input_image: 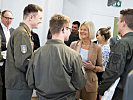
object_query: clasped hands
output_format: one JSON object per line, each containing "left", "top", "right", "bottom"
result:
{"left": 82, "top": 60, "right": 95, "bottom": 70}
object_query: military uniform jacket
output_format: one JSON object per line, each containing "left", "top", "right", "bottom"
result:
{"left": 109, "top": 35, "right": 120, "bottom": 50}
{"left": 70, "top": 40, "right": 103, "bottom": 92}
{"left": 26, "top": 39, "right": 87, "bottom": 100}
{"left": 98, "top": 32, "right": 133, "bottom": 95}
{"left": 5, "top": 23, "right": 32, "bottom": 89}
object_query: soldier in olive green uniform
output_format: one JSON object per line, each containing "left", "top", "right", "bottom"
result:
{"left": 98, "top": 9, "right": 133, "bottom": 100}
{"left": 5, "top": 4, "right": 43, "bottom": 100}
{"left": 26, "top": 14, "right": 87, "bottom": 100}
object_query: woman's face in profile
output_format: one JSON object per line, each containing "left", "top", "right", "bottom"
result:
{"left": 96, "top": 31, "right": 103, "bottom": 44}
{"left": 80, "top": 25, "right": 89, "bottom": 39}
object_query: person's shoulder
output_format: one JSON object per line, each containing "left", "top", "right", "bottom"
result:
{"left": 63, "top": 44, "right": 80, "bottom": 56}
{"left": 91, "top": 42, "right": 99, "bottom": 48}
{"left": 70, "top": 40, "right": 80, "bottom": 47}
{"left": 0, "top": 23, "right": 2, "bottom": 29}
{"left": 111, "top": 36, "right": 118, "bottom": 40}
{"left": 71, "top": 40, "right": 79, "bottom": 45}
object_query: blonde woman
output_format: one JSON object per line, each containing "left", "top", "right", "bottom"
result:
{"left": 70, "top": 21, "right": 103, "bottom": 100}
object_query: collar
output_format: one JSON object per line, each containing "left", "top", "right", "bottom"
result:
{"left": 117, "top": 35, "right": 121, "bottom": 39}
{"left": 1, "top": 22, "right": 11, "bottom": 30}
{"left": 19, "top": 22, "right": 31, "bottom": 36}
{"left": 122, "top": 32, "right": 133, "bottom": 38}
{"left": 46, "top": 39, "right": 65, "bottom": 45}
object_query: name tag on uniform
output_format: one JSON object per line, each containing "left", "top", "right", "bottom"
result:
{"left": 21, "top": 45, "right": 27, "bottom": 54}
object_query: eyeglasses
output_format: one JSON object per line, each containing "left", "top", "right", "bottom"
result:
{"left": 2, "top": 16, "right": 14, "bottom": 20}
{"left": 66, "top": 27, "right": 72, "bottom": 32}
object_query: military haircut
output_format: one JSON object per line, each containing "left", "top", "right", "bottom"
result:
{"left": 80, "top": 21, "right": 95, "bottom": 40}
{"left": 120, "top": 9, "right": 133, "bottom": 30}
{"left": 97, "top": 26, "right": 111, "bottom": 41}
{"left": 49, "top": 14, "right": 70, "bottom": 35}
{"left": 23, "top": 4, "right": 43, "bottom": 19}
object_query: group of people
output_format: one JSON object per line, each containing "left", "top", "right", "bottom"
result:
{"left": 0, "top": 3, "right": 133, "bottom": 100}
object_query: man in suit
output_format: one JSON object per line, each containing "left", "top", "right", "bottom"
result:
{"left": 109, "top": 33, "right": 122, "bottom": 50}
{"left": 0, "top": 10, "right": 14, "bottom": 100}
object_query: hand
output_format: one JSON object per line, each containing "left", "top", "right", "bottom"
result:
{"left": 82, "top": 60, "right": 95, "bottom": 70}
{"left": 99, "top": 95, "right": 102, "bottom": 100}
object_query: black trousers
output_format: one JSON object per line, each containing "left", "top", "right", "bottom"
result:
{"left": 96, "top": 72, "right": 104, "bottom": 100}
{"left": 0, "top": 60, "right": 6, "bottom": 100}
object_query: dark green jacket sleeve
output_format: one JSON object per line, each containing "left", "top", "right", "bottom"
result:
{"left": 109, "top": 37, "right": 115, "bottom": 50}
{"left": 26, "top": 54, "right": 35, "bottom": 89}
{"left": 14, "top": 32, "right": 32, "bottom": 72}
{"left": 98, "top": 41, "right": 126, "bottom": 95}
{"left": 71, "top": 54, "right": 87, "bottom": 90}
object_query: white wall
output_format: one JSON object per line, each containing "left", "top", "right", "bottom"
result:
{"left": 0, "top": 0, "right": 133, "bottom": 44}
{"left": 62, "top": 0, "right": 122, "bottom": 39}
{"left": 0, "top": 0, "right": 64, "bottom": 46}
{"left": 63, "top": 0, "right": 133, "bottom": 40}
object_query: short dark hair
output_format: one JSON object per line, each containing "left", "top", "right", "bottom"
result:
{"left": 50, "top": 14, "right": 70, "bottom": 35}
{"left": 1, "top": 10, "right": 12, "bottom": 17}
{"left": 72, "top": 21, "right": 80, "bottom": 28}
{"left": 23, "top": 4, "right": 42, "bottom": 18}
{"left": 120, "top": 9, "right": 133, "bottom": 30}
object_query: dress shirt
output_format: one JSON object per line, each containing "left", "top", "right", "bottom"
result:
{"left": 1, "top": 23, "right": 10, "bottom": 47}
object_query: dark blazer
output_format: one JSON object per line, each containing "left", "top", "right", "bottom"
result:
{"left": 0, "top": 23, "right": 14, "bottom": 51}
{"left": 31, "top": 31, "right": 40, "bottom": 51}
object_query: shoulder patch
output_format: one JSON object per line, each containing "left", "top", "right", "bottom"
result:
{"left": 21, "top": 45, "right": 27, "bottom": 54}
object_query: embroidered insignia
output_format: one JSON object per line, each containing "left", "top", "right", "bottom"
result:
{"left": 116, "top": 37, "right": 120, "bottom": 40}
{"left": 21, "top": 45, "right": 27, "bottom": 54}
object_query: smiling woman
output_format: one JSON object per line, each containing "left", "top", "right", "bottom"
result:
{"left": 70, "top": 21, "right": 103, "bottom": 100}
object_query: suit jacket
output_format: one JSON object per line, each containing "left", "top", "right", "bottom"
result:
{"left": 109, "top": 35, "right": 120, "bottom": 50}
{"left": 31, "top": 31, "right": 40, "bottom": 51}
{"left": 0, "top": 23, "right": 14, "bottom": 90}
{"left": 70, "top": 40, "right": 103, "bottom": 92}
{"left": 0, "top": 23, "right": 14, "bottom": 51}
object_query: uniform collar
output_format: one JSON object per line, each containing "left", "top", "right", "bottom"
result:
{"left": 19, "top": 22, "right": 31, "bottom": 36}
{"left": 46, "top": 39, "right": 65, "bottom": 45}
{"left": 122, "top": 32, "right": 133, "bottom": 38}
